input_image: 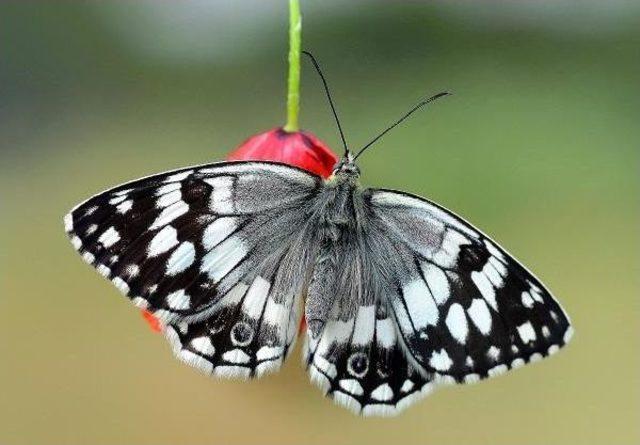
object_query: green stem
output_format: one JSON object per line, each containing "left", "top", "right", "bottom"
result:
{"left": 283, "top": 0, "right": 301, "bottom": 132}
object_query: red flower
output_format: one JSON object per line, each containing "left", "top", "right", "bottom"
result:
{"left": 227, "top": 127, "right": 338, "bottom": 177}
{"left": 141, "top": 127, "right": 338, "bottom": 333}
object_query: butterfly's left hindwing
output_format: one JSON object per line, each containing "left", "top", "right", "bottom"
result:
{"left": 366, "top": 189, "right": 573, "bottom": 383}
{"left": 65, "top": 161, "right": 320, "bottom": 377}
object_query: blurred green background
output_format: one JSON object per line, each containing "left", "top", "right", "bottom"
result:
{"left": 1, "top": 2, "right": 638, "bottom": 444}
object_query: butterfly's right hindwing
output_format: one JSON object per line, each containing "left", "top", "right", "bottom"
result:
{"left": 305, "top": 300, "right": 435, "bottom": 416}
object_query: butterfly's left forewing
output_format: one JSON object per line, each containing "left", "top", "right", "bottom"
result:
{"left": 65, "top": 161, "right": 320, "bottom": 377}
{"left": 366, "top": 189, "right": 573, "bottom": 384}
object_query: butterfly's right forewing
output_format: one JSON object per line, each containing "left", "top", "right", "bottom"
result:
{"left": 366, "top": 189, "right": 573, "bottom": 384}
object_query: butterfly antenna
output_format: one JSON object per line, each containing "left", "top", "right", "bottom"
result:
{"left": 352, "top": 91, "right": 452, "bottom": 161}
{"left": 302, "top": 51, "right": 349, "bottom": 157}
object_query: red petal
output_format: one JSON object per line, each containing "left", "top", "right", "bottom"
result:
{"left": 227, "top": 127, "right": 338, "bottom": 178}
{"left": 141, "top": 309, "right": 162, "bottom": 333}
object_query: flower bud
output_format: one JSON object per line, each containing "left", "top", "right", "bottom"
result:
{"left": 227, "top": 127, "right": 338, "bottom": 177}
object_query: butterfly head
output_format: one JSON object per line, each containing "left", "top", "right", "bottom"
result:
{"left": 331, "top": 153, "right": 360, "bottom": 180}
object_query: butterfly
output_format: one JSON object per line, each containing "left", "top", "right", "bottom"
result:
{"left": 64, "top": 150, "right": 572, "bottom": 416}
{"left": 63, "top": 53, "right": 571, "bottom": 416}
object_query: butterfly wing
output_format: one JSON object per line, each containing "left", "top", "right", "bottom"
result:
{"left": 305, "top": 299, "right": 436, "bottom": 416}
{"left": 366, "top": 189, "right": 573, "bottom": 383}
{"left": 65, "top": 161, "right": 321, "bottom": 377}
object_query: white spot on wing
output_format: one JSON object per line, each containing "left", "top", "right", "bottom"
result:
{"left": 487, "top": 345, "right": 500, "bottom": 361}
{"left": 109, "top": 195, "right": 127, "bottom": 205}
{"left": 256, "top": 346, "right": 283, "bottom": 361}
{"left": 309, "top": 366, "right": 331, "bottom": 393}
{"left": 488, "top": 364, "right": 508, "bottom": 377}
{"left": 190, "top": 336, "right": 215, "bottom": 356}
{"left": 164, "top": 170, "right": 192, "bottom": 182}
{"left": 205, "top": 176, "right": 234, "bottom": 213}
{"left": 112, "top": 277, "right": 130, "bottom": 294}
{"left": 313, "top": 354, "right": 337, "bottom": 378}
{"left": 63, "top": 213, "right": 73, "bottom": 232}
{"left": 124, "top": 264, "right": 139, "bottom": 278}
{"left": 179, "top": 350, "right": 213, "bottom": 374}
{"left": 166, "top": 289, "right": 191, "bottom": 310}
{"left": 149, "top": 200, "right": 189, "bottom": 230}
{"left": 375, "top": 318, "right": 396, "bottom": 349}
{"left": 483, "top": 262, "right": 504, "bottom": 288}
{"left": 241, "top": 276, "right": 271, "bottom": 320}
{"left": 362, "top": 404, "right": 397, "bottom": 417}
{"left": 156, "top": 182, "right": 181, "bottom": 195}
{"left": 316, "top": 318, "right": 354, "bottom": 357}
{"left": 222, "top": 349, "right": 251, "bottom": 364}
{"left": 484, "top": 240, "right": 506, "bottom": 261}
{"left": 98, "top": 227, "right": 120, "bottom": 248}
{"left": 370, "top": 383, "right": 394, "bottom": 401}
{"left": 333, "top": 391, "right": 362, "bottom": 414}
{"left": 445, "top": 303, "right": 468, "bottom": 344}
{"left": 400, "top": 380, "right": 414, "bottom": 393}
{"left": 351, "top": 305, "right": 375, "bottom": 345}
{"left": 113, "top": 189, "right": 132, "bottom": 197}
{"left": 429, "top": 348, "right": 453, "bottom": 371}
{"left": 402, "top": 278, "right": 439, "bottom": 329}
{"left": 521, "top": 291, "right": 535, "bottom": 308}
{"left": 517, "top": 321, "right": 537, "bottom": 343}
{"left": 262, "top": 299, "right": 288, "bottom": 338}
{"left": 148, "top": 226, "right": 179, "bottom": 257}
{"left": 156, "top": 190, "right": 182, "bottom": 208}
{"left": 203, "top": 217, "right": 238, "bottom": 250}
{"left": 489, "top": 256, "right": 507, "bottom": 277}
{"left": 467, "top": 298, "right": 492, "bottom": 335}
{"left": 166, "top": 241, "right": 196, "bottom": 275}
{"left": 201, "top": 236, "right": 247, "bottom": 282}
{"left": 339, "top": 379, "right": 364, "bottom": 396}
{"left": 471, "top": 271, "right": 497, "bottom": 310}
{"left": 214, "top": 365, "right": 251, "bottom": 379}
{"left": 96, "top": 264, "right": 111, "bottom": 277}
{"left": 422, "top": 263, "right": 450, "bottom": 305}
{"left": 71, "top": 236, "right": 82, "bottom": 250}
{"left": 563, "top": 326, "right": 574, "bottom": 343}
{"left": 116, "top": 200, "right": 133, "bottom": 214}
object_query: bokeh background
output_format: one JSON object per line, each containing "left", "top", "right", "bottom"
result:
{"left": 1, "top": 2, "right": 639, "bottom": 444}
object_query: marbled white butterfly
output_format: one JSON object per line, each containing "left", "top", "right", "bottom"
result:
{"left": 64, "top": 152, "right": 572, "bottom": 415}
{"left": 64, "top": 55, "right": 572, "bottom": 416}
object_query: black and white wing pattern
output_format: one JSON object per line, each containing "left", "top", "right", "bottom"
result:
{"left": 366, "top": 189, "right": 573, "bottom": 385}
{"left": 64, "top": 161, "right": 320, "bottom": 377}
{"left": 305, "top": 299, "right": 437, "bottom": 416}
